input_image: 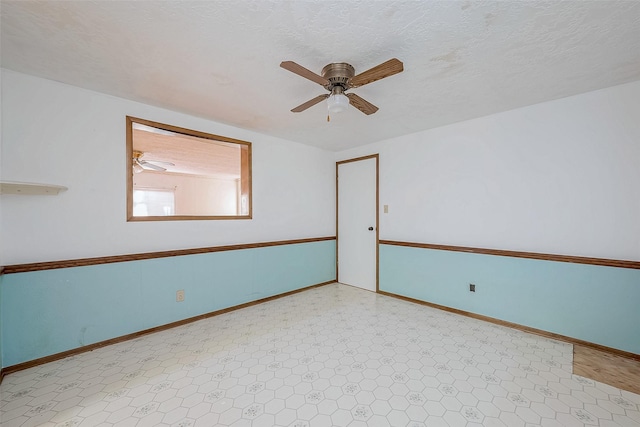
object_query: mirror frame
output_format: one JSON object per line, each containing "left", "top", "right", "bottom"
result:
{"left": 126, "top": 116, "right": 252, "bottom": 221}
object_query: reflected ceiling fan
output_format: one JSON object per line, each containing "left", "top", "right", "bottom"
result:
{"left": 132, "top": 150, "right": 175, "bottom": 173}
{"left": 280, "top": 58, "right": 403, "bottom": 119}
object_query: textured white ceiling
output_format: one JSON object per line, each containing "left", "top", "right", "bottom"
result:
{"left": 2, "top": 1, "right": 640, "bottom": 151}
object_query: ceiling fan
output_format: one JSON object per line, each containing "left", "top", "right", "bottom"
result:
{"left": 132, "top": 150, "right": 175, "bottom": 173}
{"left": 280, "top": 58, "right": 403, "bottom": 118}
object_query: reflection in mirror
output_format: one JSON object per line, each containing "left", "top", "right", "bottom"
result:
{"left": 126, "top": 117, "right": 251, "bottom": 220}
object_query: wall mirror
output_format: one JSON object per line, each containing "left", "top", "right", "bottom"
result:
{"left": 126, "top": 116, "right": 252, "bottom": 221}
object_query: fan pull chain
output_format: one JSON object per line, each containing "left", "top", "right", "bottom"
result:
{"left": 327, "top": 114, "right": 330, "bottom": 122}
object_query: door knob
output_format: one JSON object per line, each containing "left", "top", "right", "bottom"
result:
{"left": 368, "top": 226, "right": 374, "bottom": 231}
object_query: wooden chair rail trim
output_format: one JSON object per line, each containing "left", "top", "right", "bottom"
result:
{"left": 1, "top": 236, "right": 336, "bottom": 274}
{"left": 0, "top": 280, "right": 336, "bottom": 381}
{"left": 378, "top": 290, "right": 640, "bottom": 362}
{"left": 380, "top": 240, "right": 640, "bottom": 270}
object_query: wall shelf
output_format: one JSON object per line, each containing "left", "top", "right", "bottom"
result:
{"left": 0, "top": 181, "right": 68, "bottom": 195}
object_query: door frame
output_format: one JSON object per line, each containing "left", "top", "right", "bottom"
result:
{"left": 336, "top": 154, "right": 380, "bottom": 292}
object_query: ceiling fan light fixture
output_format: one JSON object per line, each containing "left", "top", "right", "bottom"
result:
{"left": 327, "top": 93, "right": 349, "bottom": 114}
{"left": 133, "top": 162, "right": 144, "bottom": 174}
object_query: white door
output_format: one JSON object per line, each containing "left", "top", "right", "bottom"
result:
{"left": 337, "top": 156, "right": 378, "bottom": 291}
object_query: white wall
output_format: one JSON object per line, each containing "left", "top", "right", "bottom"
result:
{"left": 337, "top": 81, "right": 640, "bottom": 261}
{"left": 4, "top": 69, "right": 637, "bottom": 265}
{"left": 0, "top": 70, "right": 335, "bottom": 265}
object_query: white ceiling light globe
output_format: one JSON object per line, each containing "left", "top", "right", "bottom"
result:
{"left": 327, "top": 93, "right": 349, "bottom": 114}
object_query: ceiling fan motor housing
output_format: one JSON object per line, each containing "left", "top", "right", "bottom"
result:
{"left": 322, "top": 63, "right": 355, "bottom": 91}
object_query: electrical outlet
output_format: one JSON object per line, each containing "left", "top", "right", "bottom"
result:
{"left": 469, "top": 284, "right": 476, "bottom": 292}
{"left": 176, "top": 290, "right": 185, "bottom": 302}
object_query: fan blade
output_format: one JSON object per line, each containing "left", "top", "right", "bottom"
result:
{"left": 291, "top": 94, "right": 329, "bottom": 113}
{"left": 139, "top": 160, "right": 166, "bottom": 171}
{"left": 281, "top": 61, "right": 330, "bottom": 86}
{"left": 346, "top": 93, "right": 379, "bottom": 115}
{"left": 346, "top": 93, "right": 378, "bottom": 116}
{"left": 144, "top": 159, "right": 175, "bottom": 166}
{"left": 349, "top": 58, "right": 403, "bottom": 88}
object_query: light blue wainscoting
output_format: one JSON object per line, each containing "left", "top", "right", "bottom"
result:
{"left": 380, "top": 244, "right": 640, "bottom": 355}
{"left": 0, "top": 274, "right": 4, "bottom": 370}
{"left": 1, "top": 239, "right": 336, "bottom": 367}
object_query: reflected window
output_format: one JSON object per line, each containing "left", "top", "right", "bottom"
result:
{"left": 133, "top": 188, "right": 175, "bottom": 216}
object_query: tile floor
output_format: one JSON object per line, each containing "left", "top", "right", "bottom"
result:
{"left": 1, "top": 283, "right": 639, "bottom": 427}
